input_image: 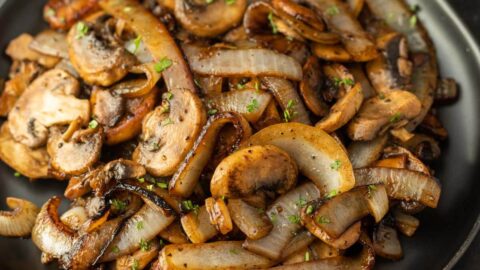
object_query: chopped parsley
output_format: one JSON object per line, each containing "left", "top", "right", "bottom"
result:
{"left": 161, "top": 118, "right": 174, "bottom": 126}
{"left": 269, "top": 212, "right": 278, "bottom": 224}
{"left": 367, "top": 184, "right": 377, "bottom": 197}
{"left": 147, "top": 184, "right": 154, "bottom": 191}
{"left": 154, "top": 57, "right": 173, "bottom": 73}
{"left": 306, "top": 205, "right": 314, "bottom": 215}
{"left": 157, "top": 181, "right": 168, "bottom": 189}
{"left": 333, "top": 77, "right": 355, "bottom": 88}
{"left": 137, "top": 177, "right": 145, "bottom": 183}
{"left": 182, "top": 200, "right": 200, "bottom": 214}
{"left": 326, "top": 5, "right": 340, "bottom": 16}
{"left": 288, "top": 215, "right": 301, "bottom": 224}
{"left": 123, "top": 6, "right": 132, "bottom": 12}
{"left": 208, "top": 109, "right": 218, "bottom": 115}
{"left": 112, "top": 245, "right": 120, "bottom": 253}
{"left": 283, "top": 99, "right": 296, "bottom": 122}
{"left": 164, "top": 91, "right": 174, "bottom": 100}
{"left": 13, "top": 172, "right": 21, "bottom": 177}
{"left": 317, "top": 215, "right": 331, "bottom": 224}
{"left": 296, "top": 196, "right": 307, "bottom": 207}
{"left": 88, "top": 119, "right": 98, "bottom": 129}
{"left": 110, "top": 199, "right": 127, "bottom": 212}
{"left": 136, "top": 221, "right": 144, "bottom": 230}
{"left": 330, "top": 160, "right": 342, "bottom": 170}
{"left": 237, "top": 82, "right": 246, "bottom": 89}
{"left": 389, "top": 112, "right": 403, "bottom": 123}
{"left": 45, "top": 8, "right": 55, "bottom": 17}
{"left": 75, "top": 22, "right": 89, "bottom": 39}
{"left": 206, "top": 0, "right": 214, "bottom": 3}
{"left": 246, "top": 99, "right": 259, "bottom": 112}
{"left": 305, "top": 251, "right": 311, "bottom": 262}
{"left": 326, "top": 189, "right": 338, "bottom": 199}
{"left": 225, "top": 0, "right": 236, "bottom": 5}
{"left": 409, "top": 15, "right": 418, "bottom": 28}
{"left": 268, "top": 12, "right": 278, "bottom": 34}
{"left": 257, "top": 207, "right": 265, "bottom": 214}
{"left": 131, "top": 259, "right": 139, "bottom": 270}
{"left": 127, "top": 36, "right": 142, "bottom": 54}
{"left": 139, "top": 239, "right": 151, "bottom": 251}
{"left": 229, "top": 248, "right": 239, "bottom": 255}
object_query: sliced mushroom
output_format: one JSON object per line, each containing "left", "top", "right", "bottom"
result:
{"left": 347, "top": 90, "right": 421, "bottom": 141}
{"left": 367, "top": 32, "right": 412, "bottom": 94}
{"left": 68, "top": 19, "right": 137, "bottom": 86}
{"left": 133, "top": 87, "right": 206, "bottom": 177}
{"left": 0, "top": 61, "right": 43, "bottom": 116}
{"left": 311, "top": 43, "right": 353, "bottom": 62}
{"left": 299, "top": 56, "right": 329, "bottom": 117}
{"left": 316, "top": 82, "right": 364, "bottom": 133}
{"left": 91, "top": 88, "right": 125, "bottom": 128}
{"left": 0, "top": 123, "right": 50, "bottom": 179}
{"left": 8, "top": 69, "right": 90, "bottom": 148}
{"left": 174, "top": 0, "right": 246, "bottom": 37}
{"left": 211, "top": 145, "right": 297, "bottom": 198}
{"left": 32, "top": 197, "right": 76, "bottom": 258}
{"left": 243, "top": 123, "right": 355, "bottom": 194}
{"left": 169, "top": 112, "right": 251, "bottom": 197}
{"left": 228, "top": 199, "right": 272, "bottom": 240}
{"left": 271, "top": 0, "right": 324, "bottom": 32}
{"left": 6, "top": 34, "right": 60, "bottom": 68}
{"left": 301, "top": 185, "right": 388, "bottom": 238}
{"left": 47, "top": 123, "right": 103, "bottom": 176}
{"left": 43, "top": 0, "right": 100, "bottom": 30}
{"left": 0, "top": 197, "right": 40, "bottom": 237}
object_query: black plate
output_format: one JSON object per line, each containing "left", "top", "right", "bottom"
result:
{"left": 0, "top": 0, "right": 479, "bottom": 269}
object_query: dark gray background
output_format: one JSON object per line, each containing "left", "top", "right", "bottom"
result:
{"left": 448, "top": 0, "right": 479, "bottom": 269}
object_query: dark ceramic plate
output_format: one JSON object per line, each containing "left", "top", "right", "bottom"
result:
{"left": 1, "top": 0, "right": 479, "bottom": 269}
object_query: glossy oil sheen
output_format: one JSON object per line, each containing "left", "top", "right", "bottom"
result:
{"left": 0, "top": 0, "right": 479, "bottom": 269}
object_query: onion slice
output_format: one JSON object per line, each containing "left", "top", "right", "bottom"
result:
{"left": 32, "top": 197, "right": 76, "bottom": 257}
{"left": 170, "top": 112, "right": 251, "bottom": 197}
{"left": 100, "top": 202, "right": 175, "bottom": 262}
{"left": 393, "top": 209, "right": 420, "bottom": 237}
{"left": 243, "top": 183, "right": 320, "bottom": 260}
{"left": 115, "top": 239, "right": 161, "bottom": 270}
{"left": 183, "top": 45, "right": 303, "bottom": 81}
{"left": 181, "top": 205, "right": 218, "bottom": 244}
{"left": 302, "top": 185, "right": 388, "bottom": 238}
{"left": 0, "top": 197, "right": 39, "bottom": 237}
{"left": 373, "top": 222, "right": 403, "bottom": 260}
{"left": 354, "top": 167, "right": 441, "bottom": 208}
{"left": 110, "top": 63, "right": 162, "bottom": 98}
{"left": 205, "top": 197, "right": 233, "bottom": 235}
{"left": 228, "top": 199, "right": 273, "bottom": 240}
{"left": 158, "top": 241, "right": 273, "bottom": 269}
{"left": 348, "top": 135, "right": 388, "bottom": 169}
{"left": 262, "top": 76, "right": 311, "bottom": 125}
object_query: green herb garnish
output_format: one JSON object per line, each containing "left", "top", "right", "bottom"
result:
{"left": 138, "top": 177, "right": 145, "bottom": 183}
{"left": 131, "top": 259, "right": 139, "bottom": 270}
{"left": 161, "top": 118, "right": 174, "bottom": 126}
{"left": 283, "top": 99, "right": 296, "bottom": 122}
{"left": 88, "top": 119, "right": 98, "bottom": 129}
{"left": 330, "top": 160, "right": 341, "bottom": 170}
{"left": 75, "top": 22, "right": 89, "bottom": 39}
{"left": 112, "top": 246, "right": 120, "bottom": 253}
{"left": 317, "top": 215, "right": 331, "bottom": 224}
{"left": 306, "top": 205, "right": 314, "bottom": 215}
{"left": 225, "top": 0, "right": 235, "bottom": 5}
{"left": 389, "top": 112, "right": 402, "bottom": 123}
{"left": 182, "top": 200, "right": 200, "bottom": 214}
{"left": 229, "top": 248, "right": 239, "bottom": 254}
{"left": 296, "top": 196, "right": 307, "bottom": 207}
{"left": 288, "top": 215, "right": 301, "bottom": 224}
{"left": 268, "top": 12, "right": 278, "bottom": 34}
{"left": 154, "top": 57, "right": 173, "bottom": 73}
{"left": 164, "top": 92, "right": 174, "bottom": 100}
{"left": 139, "top": 239, "right": 151, "bottom": 251}
{"left": 136, "top": 221, "right": 144, "bottom": 230}
{"left": 208, "top": 109, "right": 218, "bottom": 115}
{"left": 246, "top": 99, "right": 259, "bottom": 112}
{"left": 157, "top": 182, "right": 168, "bottom": 189}
{"left": 110, "top": 199, "right": 127, "bottom": 212}
{"left": 326, "top": 5, "right": 340, "bottom": 16}
{"left": 333, "top": 77, "right": 355, "bottom": 88}
{"left": 45, "top": 8, "right": 55, "bottom": 17}
{"left": 326, "top": 189, "right": 338, "bottom": 199}
{"left": 305, "top": 251, "right": 311, "bottom": 262}
{"left": 409, "top": 15, "right": 418, "bottom": 28}
{"left": 13, "top": 172, "right": 21, "bottom": 177}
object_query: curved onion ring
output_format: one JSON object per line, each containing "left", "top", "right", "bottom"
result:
{"left": 0, "top": 197, "right": 39, "bottom": 237}
{"left": 110, "top": 63, "right": 162, "bottom": 98}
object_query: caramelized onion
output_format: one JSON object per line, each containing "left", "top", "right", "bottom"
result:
{"left": 170, "top": 112, "right": 251, "bottom": 197}
{"left": 183, "top": 45, "right": 303, "bottom": 81}
{"left": 110, "top": 63, "right": 162, "bottom": 98}
{"left": 373, "top": 221, "right": 403, "bottom": 260}
{"left": 228, "top": 199, "right": 273, "bottom": 240}
{"left": 354, "top": 167, "right": 441, "bottom": 208}
{"left": 205, "top": 197, "right": 233, "bottom": 235}
{"left": 0, "top": 197, "right": 39, "bottom": 237}
{"left": 181, "top": 205, "right": 218, "bottom": 244}
{"left": 348, "top": 135, "right": 388, "bottom": 169}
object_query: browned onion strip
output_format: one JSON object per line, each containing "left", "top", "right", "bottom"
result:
{"left": 0, "top": 197, "right": 39, "bottom": 237}
{"left": 349, "top": 63, "right": 376, "bottom": 99}
{"left": 393, "top": 209, "right": 420, "bottom": 237}
{"left": 169, "top": 112, "right": 251, "bottom": 197}
{"left": 354, "top": 167, "right": 441, "bottom": 208}
{"left": 183, "top": 45, "right": 303, "bottom": 81}
{"left": 280, "top": 230, "right": 315, "bottom": 260}
{"left": 267, "top": 233, "right": 375, "bottom": 269}
{"left": 261, "top": 76, "right": 311, "bottom": 124}
{"left": 110, "top": 63, "right": 162, "bottom": 98}
{"left": 244, "top": 183, "right": 320, "bottom": 260}
{"left": 158, "top": 241, "right": 274, "bottom": 269}
{"left": 59, "top": 217, "right": 123, "bottom": 269}
{"left": 158, "top": 221, "right": 189, "bottom": 244}
{"left": 303, "top": 185, "right": 388, "bottom": 239}
{"left": 174, "top": 0, "right": 247, "bottom": 37}
{"left": 100, "top": 0, "right": 196, "bottom": 93}
{"left": 181, "top": 205, "right": 218, "bottom": 244}
{"left": 305, "top": 0, "right": 377, "bottom": 62}
{"left": 365, "top": 0, "right": 438, "bottom": 130}
{"left": 228, "top": 199, "right": 273, "bottom": 240}
{"left": 32, "top": 197, "right": 76, "bottom": 258}
{"left": 316, "top": 82, "right": 364, "bottom": 133}
{"left": 205, "top": 197, "right": 233, "bottom": 235}
{"left": 348, "top": 134, "right": 388, "bottom": 169}
{"left": 373, "top": 222, "right": 403, "bottom": 260}
{"left": 100, "top": 202, "right": 175, "bottom": 262}
{"left": 208, "top": 89, "right": 273, "bottom": 123}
